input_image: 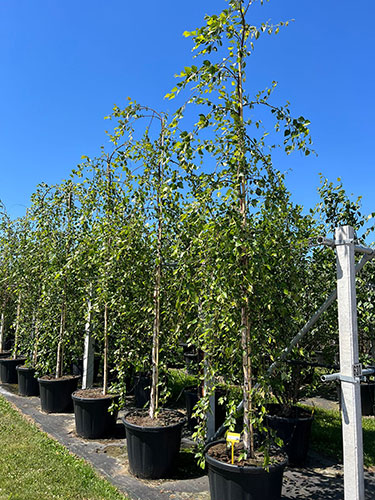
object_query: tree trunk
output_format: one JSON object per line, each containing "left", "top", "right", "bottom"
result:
{"left": 55, "top": 303, "right": 65, "bottom": 378}
{"left": 13, "top": 293, "right": 22, "bottom": 359}
{"left": 83, "top": 288, "right": 94, "bottom": 390}
{"left": 55, "top": 189, "right": 72, "bottom": 379}
{"left": 150, "top": 260, "right": 160, "bottom": 418}
{"left": 0, "top": 312, "right": 5, "bottom": 353}
{"left": 32, "top": 312, "right": 39, "bottom": 366}
{"left": 103, "top": 303, "right": 109, "bottom": 396}
{"left": 0, "top": 295, "right": 8, "bottom": 353}
{"left": 241, "top": 299, "right": 254, "bottom": 457}
{"left": 103, "top": 159, "right": 113, "bottom": 397}
{"left": 236, "top": 1, "right": 254, "bottom": 458}
{"left": 149, "top": 124, "right": 164, "bottom": 420}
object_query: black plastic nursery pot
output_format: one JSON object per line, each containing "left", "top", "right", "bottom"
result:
{"left": 337, "top": 381, "right": 375, "bottom": 416}
{"left": 72, "top": 391, "right": 120, "bottom": 439}
{"left": 360, "top": 382, "right": 375, "bottom": 416}
{"left": 185, "top": 386, "right": 228, "bottom": 433}
{"left": 71, "top": 357, "right": 100, "bottom": 381}
{"left": 16, "top": 366, "right": 39, "bottom": 396}
{"left": 0, "top": 357, "right": 27, "bottom": 384}
{"left": 38, "top": 375, "right": 80, "bottom": 413}
{"left": 122, "top": 410, "right": 186, "bottom": 479}
{"left": 0, "top": 351, "right": 12, "bottom": 359}
{"left": 125, "top": 366, "right": 135, "bottom": 395}
{"left": 179, "top": 342, "right": 195, "bottom": 354}
{"left": 184, "top": 386, "right": 200, "bottom": 432}
{"left": 206, "top": 442, "right": 287, "bottom": 500}
{"left": 184, "top": 352, "right": 199, "bottom": 375}
{"left": 133, "top": 374, "right": 151, "bottom": 408}
{"left": 214, "top": 388, "right": 228, "bottom": 430}
{"left": 265, "top": 404, "right": 313, "bottom": 466}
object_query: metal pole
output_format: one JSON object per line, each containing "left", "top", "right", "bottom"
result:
{"left": 336, "top": 225, "right": 364, "bottom": 500}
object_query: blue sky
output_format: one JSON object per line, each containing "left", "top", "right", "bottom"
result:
{"left": 1, "top": 0, "right": 374, "bottom": 228}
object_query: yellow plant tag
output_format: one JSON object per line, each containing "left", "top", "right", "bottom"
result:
{"left": 226, "top": 432, "right": 241, "bottom": 443}
{"left": 226, "top": 432, "right": 241, "bottom": 464}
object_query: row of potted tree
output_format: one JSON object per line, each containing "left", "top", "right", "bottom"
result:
{"left": 1, "top": 1, "right": 375, "bottom": 499}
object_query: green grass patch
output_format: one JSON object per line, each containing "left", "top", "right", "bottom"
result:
{"left": 310, "top": 406, "right": 375, "bottom": 467}
{"left": 0, "top": 396, "right": 127, "bottom": 500}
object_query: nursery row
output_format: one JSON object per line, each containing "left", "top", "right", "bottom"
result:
{"left": 1, "top": 1, "right": 375, "bottom": 498}
{"left": 2, "top": 352, "right": 375, "bottom": 499}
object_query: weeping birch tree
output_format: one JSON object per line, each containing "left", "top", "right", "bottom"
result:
{"left": 170, "top": 0, "right": 313, "bottom": 458}
{"left": 105, "top": 101, "right": 184, "bottom": 418}
{"left": 0, "top": 205, "right": 15, "bottom": 353}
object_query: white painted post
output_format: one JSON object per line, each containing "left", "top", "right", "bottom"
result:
{"left": 335, "top": 225, "right": 364, "bottom": 500}
{"left": 82, "top": 294, "right": 94, "bottom": 389}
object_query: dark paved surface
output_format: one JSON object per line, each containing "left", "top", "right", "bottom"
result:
{"left": 1, "top": 384, "right": 375, "bottom": 499}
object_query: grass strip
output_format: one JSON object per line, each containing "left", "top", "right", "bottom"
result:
{"left": 0, "top": 395, "right": 127, "bottom": 500}
{"left": 310, "top": 406, "right": 375, "bottom": 467}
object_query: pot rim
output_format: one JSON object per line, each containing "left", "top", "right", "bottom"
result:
{"left": 123, "top": 409, "right": 186, "bottom": 432}
{"left": 184, "top": 385, "right": 201, "bottom": 394}
{"left": 205, "top": 440, "right": 288, "bottom": 474}
{"left": 71, "top": 391, "right": 119, "bottom": 402}
{"left": 16, "top": 365, "right": 36, "bottom": 371}
{"left": 133, "top": 373, "right": 151, "bottom": 379}
{"left": 37, "top": 374, "right": 80, "bottom": 383}
{"left": 0, "top": 356, "right": 27, "bottom": 363}
{"left": 266, "top": 404, "right": 314, "bottom": 422}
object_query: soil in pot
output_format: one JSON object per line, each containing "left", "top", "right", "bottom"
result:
{"left": 265, "top": 404, "right": 313, "bottom": 466}
{"left": 72, "top": 388, "right": 119, "bottom": 439}
{"left": 38, "top": 375, "right": 80, "bottom": 413}
{"left": 0, "top": 351, "right": 12, "bottom": 359}
{"left": 133, "top": 374, "right": 151, "bottom": 408}
{"left": 0, "top": 357, "right": 27, "bottom": 384}
{"left": 16, "top": 365, "right": 39, "bottom": 396}
{"left": 206, "top": 441, "right": 286, "bottom": 500}
{"left": 123, "top": 408, "right": 186, "bottom": 479}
